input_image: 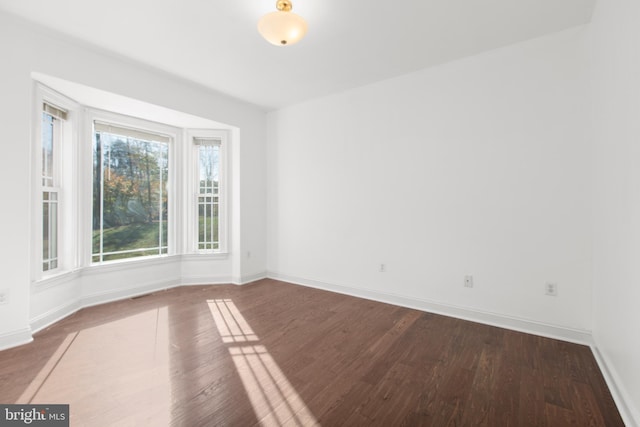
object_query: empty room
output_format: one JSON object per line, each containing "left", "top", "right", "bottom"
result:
{"left": 0, "top": 0, "right": 638, "bottom": 425}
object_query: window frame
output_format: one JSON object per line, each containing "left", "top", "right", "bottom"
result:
{"left": 41, "top": 109, "right": 62, "bottom": 272}
{"left": 31, "top": 84, "right": 79, "bottom": 281}
{"left": 86, "top": 109, "right": 179, "bottom": 264}
{"left": 186, "top": 129, "right": 229, "bottom": 254}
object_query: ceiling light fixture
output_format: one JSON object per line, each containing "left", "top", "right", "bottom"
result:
{"left": 258, "top": 0, "right": 307, "bottom": 46}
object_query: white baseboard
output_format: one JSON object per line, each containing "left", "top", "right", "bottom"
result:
{"left": 0, "top": 327, "right": 33, "bottom": 351}
{"left": 591, "top": 344, "right": 640, "bottom": 427}
{"left": 5, "top": 274, "right": 235, "bottom": 351}
{"left": 81, "top": 277, "right": 181, "bottom": 308}
{"left": 237, "top": 272, "right": 268, "bottom": 285}
{"left": 30, "top": 299, "right": 82, "bottom": 334}
{"left": 267, "top": 272, "right": 593, "bottom": 345}
{"left": 181, "top": 275, "right": 234, "bottom": 286}
{"left": 30, "top": 278, "right": 182, "bottom": 335}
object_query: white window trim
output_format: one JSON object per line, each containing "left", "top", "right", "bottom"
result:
{"left": 186, "top": 129, "right": 229, "bottom": 254}
{"left": 31, "top": 83, "right": 79, "bottom": 282}
{"left": 85, "top": 108, "right": 179, "bottom": 264}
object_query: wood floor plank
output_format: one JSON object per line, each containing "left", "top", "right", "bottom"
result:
{"left": 519, "top": 367, "right": 547, "bottom": 427}
{"left": 0, "top": 279, "right": 625, "bottom": 426}
{"left": 460, "top": 345, "right": 501, "bottom": 426}
{"left": 570, "top": 381, "right": 608, "bottom": 426}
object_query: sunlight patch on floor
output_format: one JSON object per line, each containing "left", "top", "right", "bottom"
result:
{"left": 17, "top": 332, "right": 78, "bottom": 403}
{"left": 230, "top": 345, "right": 319, "bottom": 426}
{"left": 208, "top": 298, "right": 318, "bottom": 426}
{"left": 207, "top": 299, "right": 258, "bottom": 343}
{"left": 24, "top": 307, "right": 172, "bottom": 425}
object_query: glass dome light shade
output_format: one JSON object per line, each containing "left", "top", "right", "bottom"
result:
{"left": 258, "top": 10, "right": 308, "bottom": 46}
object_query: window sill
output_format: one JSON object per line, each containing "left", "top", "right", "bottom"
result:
{"left": 181, "top": 252, "right": 229, "bottom": 261}
{"left": 33, "top": 269, "right": 82, "bottom": 293}
{"left": 87, "top": 254, "right": 179, "bottom": 274}
{"left": 32, "top": 253, "right": 230, "bottom": 292}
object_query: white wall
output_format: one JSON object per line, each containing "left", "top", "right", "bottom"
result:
{"left": 267, "top": 27, "right": 593, "bottom": 335}
{"left": 0, "top": 10, "right": 267, "bottom": 348}
{"left": 589, "top": 0, "right": 640, "bottom": 424}
{"left": 2, "top": 3, "right": 637, "bottom": 424}
{"left": 0, "top": 12, "right": 33, "bottom": 347}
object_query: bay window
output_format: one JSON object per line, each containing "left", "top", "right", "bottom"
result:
{"left": 32, "top": 82, "right": 231, "bottom": 285}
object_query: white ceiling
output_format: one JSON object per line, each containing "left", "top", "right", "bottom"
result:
{"left": 0, "top": 0, "right": 595, "bottom": 110}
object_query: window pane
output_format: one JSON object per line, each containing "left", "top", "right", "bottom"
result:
{"left": 50, "top": 193, "right": 58, "bottom": 260}
{"left": 42, "top": 110, "right": 59, "bottom": 273}
{"left": 43, "top": 191, "right": 58, "bottom": 271}
{"left": 92, "top": 128, "right": 169, "bottom": 262}
{"left": 199, "top": 145, "right": 219, "bottom": 194}
{"left": 42, "top": 113, "right": 54, "bottom": 187}
{"left": 43, "top": 196, "right": 49, "bottom": 261}
{"left": 50, "top": 194, "right": 58, "bottom": 270}
{"left": 212, "top": 202, "right": 219, "bottom": 250}
{"left": 198, "top": 201, "right": 207, "bottom": 248}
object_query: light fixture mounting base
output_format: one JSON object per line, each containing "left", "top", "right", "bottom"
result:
{"left": 276, "top": 0, "right": 293, "bottom": 12}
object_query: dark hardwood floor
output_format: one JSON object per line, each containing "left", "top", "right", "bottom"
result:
{"left": 0, "top": 279, "right": 624, "bottom": 426}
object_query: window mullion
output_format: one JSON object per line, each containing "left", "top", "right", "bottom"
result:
{"left": 99, "top": 133, "right": 105, "bottom": 263}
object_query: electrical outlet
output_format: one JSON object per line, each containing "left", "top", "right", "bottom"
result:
{"left": 379, "top": 263, "right": 386, "bottom": 273}
{"left": 545, "top": 282, "right": 558, "bottom": 296}
{"left": 464, "top": 275, "right": 473, "bottom": 288}
{"left": 0, "top": 289, "right": 8, "bottom": 305}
